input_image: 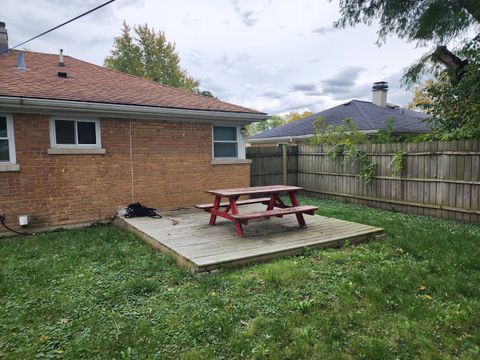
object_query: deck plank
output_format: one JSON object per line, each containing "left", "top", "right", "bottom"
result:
{"left": 162, "top": 217, "right": 342, "bottom": 247}
{"left": 118, "top": 204, "right": 384, "bottom": 274}
{"left": 178, "top": 222, "right": 372, "bottom": 258}
{"left": 192, "top": 228, "right": 384, "bottom": 267}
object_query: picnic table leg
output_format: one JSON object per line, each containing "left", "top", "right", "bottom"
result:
{"left": 229, "top": 196, "right": 244, "bottom": 236}
{"left": 266, "top": 194, "right": 278, "bottom": 210}
{"left": 209, "top": 195, "right": 221, "bottom": 225}
{"left": 289, "top": 191, "right": 307, "bottom": 228}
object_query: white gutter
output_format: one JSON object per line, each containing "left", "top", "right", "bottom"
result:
{"left": 247, "top": 130, "right": 379, "bottom": 143}
{"left": 248, "top": 134, "right": 315, "bottom": 143}
{"left": 0, "top": 96, "right": 269, "bottom": 123}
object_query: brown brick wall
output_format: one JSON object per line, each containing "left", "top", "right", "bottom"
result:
{"left": 0, "top": 114, "right": 250, "bottom": 232}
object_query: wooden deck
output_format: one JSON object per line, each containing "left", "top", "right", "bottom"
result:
{"left": 116, "top": 204, "right": 384, "bottom": 274}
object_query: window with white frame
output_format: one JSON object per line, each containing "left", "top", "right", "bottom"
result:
{"left": 213, "top": 126, "right": 238, "bottom": 158}
{"left": 50, "top": 118, "right": 101, "bottom": 147}
{"left": 0, "top": 115, "right": 16, "bottom": 164}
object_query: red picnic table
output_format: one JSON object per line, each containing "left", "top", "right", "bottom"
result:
{"left": 195, "top": 185, "right": 318, "bottom": 236}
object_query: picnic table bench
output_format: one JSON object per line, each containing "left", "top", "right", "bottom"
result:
{"left": 195, "top": 185, "right": 318, "bottom": 236}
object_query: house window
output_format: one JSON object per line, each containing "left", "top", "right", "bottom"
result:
{"left": 213, "top": 126, "right": 238, "bottom": 158}
{"left": 50, "top": 118, "right": 101, "bottom": 147}
{"left": 0, "top": 115, "right": 16, "bottom": 164}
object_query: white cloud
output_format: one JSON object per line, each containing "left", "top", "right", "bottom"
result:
{"left": 1, "top": 0, "right": 426, "bottom": 114}
{"left": 292, "top": 83, "right": 318, "bottom": 91}
{"left": 312, "top": 26, "right": 337, "bottom": 35}
{"left": 230, "top": 0, "right": 258, "bottom": 27}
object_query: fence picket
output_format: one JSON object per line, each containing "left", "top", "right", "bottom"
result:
{"left": 247, "top": 140, "right": 480, "bottom": 222}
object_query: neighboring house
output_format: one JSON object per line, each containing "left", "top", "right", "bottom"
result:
{"left": 0, "top": 23, "right": 267, "bottom": 232}
{"left": 248, "top": 82, "right": 429, "bottom": 145}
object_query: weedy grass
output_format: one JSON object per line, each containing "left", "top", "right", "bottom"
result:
{"left": 0, "top": 198, "right": 479, "bottom": 359}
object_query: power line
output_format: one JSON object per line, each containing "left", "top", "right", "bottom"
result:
{"left": 0, "top": 0, "right": 116, "bottom": 55}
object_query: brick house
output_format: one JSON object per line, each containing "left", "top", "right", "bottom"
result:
{"left": 0, "top": 44, "right": 267, "bottom": 233}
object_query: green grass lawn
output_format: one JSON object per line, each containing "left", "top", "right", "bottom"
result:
{"left": 1, "top": 198, "right": 479, "bottom": 359}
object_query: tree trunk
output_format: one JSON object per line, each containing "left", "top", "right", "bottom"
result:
{"left": 434, "top": 46, "right": 468, "bottom": 83}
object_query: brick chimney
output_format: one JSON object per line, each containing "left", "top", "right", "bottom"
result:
{"left": 372, "top": 81, "right": 388, "bottom": 107}
{"left": 0, "top": 22, "right": 8, "bottom": 53}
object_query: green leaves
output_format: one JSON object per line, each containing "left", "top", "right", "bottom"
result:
{"left": 359, "top": 160, "right": 378, "bottom": 183}
{"left": 373, "top": 117, "right": 396, "bottom": 144}
{"left": 247, "top": 115, "right": 280, "bottom": 135}
{"left": 248, "top": 112, "right": 313, "bottom": 136}
{"left": 388, "top": 150, "right": 406, "bottom": 178}
{"left": 334, "top": 0, "right": 480, "bottom": 121}
{"left": 104, "top": 21, "right": 201, "bottom": 93}
{"left": 311, "top": 118, "right": 378, "bottom": 183}
{"left": 311, "top": 117, "right": 368, "bottom": 146}
{"left": 420, "top": 61, "right": 480, "bottom": 140}
{"left": 335, "top": 0, "right": 478, "bottom": 45}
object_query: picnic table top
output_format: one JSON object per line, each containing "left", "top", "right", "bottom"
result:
{"left": 206, "top": 185, "right": 303, "bottom": 197}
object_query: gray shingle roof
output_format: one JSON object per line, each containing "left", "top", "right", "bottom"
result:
{"left": 250, "top": 100, "right": 430, "bottom": 139}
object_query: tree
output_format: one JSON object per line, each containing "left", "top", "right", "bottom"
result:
{"left": 334, "top": 0, "right": 480, "bottom": 139}
{"left": 407, "top": 80, "right": 434, "bottom": 111}
{"left": 247, "top": 115, "right": 285, "bottom": 136}
{"left": 333, "top": 0, "right": 480, "bottom": 84}
{"left": 311, "top": 117, "right": 368, "bottom": 145}
{"left": 247, "top": 111, "right": 316, "bottom": 136}
{"left": 105, "top": 22, "right": 212, "bottom": 94}
{"left": 421, "top": 67, "right": 480, "bottom": 140}
{"left": 409, "top": 37, "right": 480, "bottom": 139}
{"left": 194, "top": 89, "right": 217, "bottom": 98}
{"left": 283, "top": 110, "right": 314, "bottom": 123}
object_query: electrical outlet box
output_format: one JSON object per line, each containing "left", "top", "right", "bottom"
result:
{"left": 18, "top": 215, "right": 30, "bottom": 227}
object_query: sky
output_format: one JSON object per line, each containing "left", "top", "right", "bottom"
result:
{"left": 2, "top": 0, "right": 430, "bottom": 114}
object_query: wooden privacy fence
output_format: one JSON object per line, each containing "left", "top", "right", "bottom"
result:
{"left": 247, "top": 140, "right": 480, "bottom": 222}
{"left": 248, "top": 146, "right": 299, "bottom": 186}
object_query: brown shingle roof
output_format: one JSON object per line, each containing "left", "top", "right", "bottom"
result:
{"left": 0, "top": 50, "right": 264, "bottom": 114}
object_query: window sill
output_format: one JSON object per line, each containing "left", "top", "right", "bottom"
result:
{"left": 0, "top": 163, "right": 20, "bottom": 172}
{"left": 47, "top": 148, "right": 106, "bottom": 155}
{"left": 211, "top": 159, "right": 252, "bottom": 165}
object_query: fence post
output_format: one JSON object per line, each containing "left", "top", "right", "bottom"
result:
{"left": 247, "top": 141, "right": 479, "bottom": 222}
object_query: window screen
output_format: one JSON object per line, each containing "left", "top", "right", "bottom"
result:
{"left": 0, "top": 117, "right": 10, "bottom": 161}
{"left": 53, "top": 119, "right": 98, "bottom": 146}
{"left": 214, "top": 142, "right": 238, "bottom": 158}
{"left": 213, "top": 126, "right": 238, "bottom": 158}
{"left": 55, "top": 120, "right": 76, "bottom": 145}
{"left": 77, "top": 121, "right": 96, "bottom": 144}
{"left": 0, "top": 140, "right": 9, "bottom": 161}
{"left": 214, "top": 126, "right": 237, "bottom": 141}
{"left": 0, "top": 117, "right": 7, "bottom": 138}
